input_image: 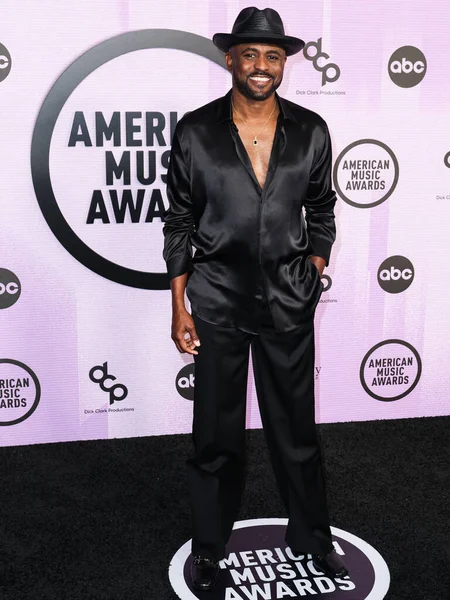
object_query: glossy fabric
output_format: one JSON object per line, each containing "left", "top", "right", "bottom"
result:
{"left": 189, "top": 305, "right": 333, "bottom": 561}
{"left": 163, "top": 90, "right": 336, "bottom": 333}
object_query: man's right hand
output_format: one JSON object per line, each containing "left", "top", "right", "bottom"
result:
{"left": 171, "top": 308, "right": 201, "bottom": 355}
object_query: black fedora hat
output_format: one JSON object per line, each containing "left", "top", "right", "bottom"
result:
{"left": 213, "top": 7, "right": 305, "bottom": 56}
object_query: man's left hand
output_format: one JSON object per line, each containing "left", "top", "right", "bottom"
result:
{"left": 309, "top": 256, "right": 326, "bottom": 277}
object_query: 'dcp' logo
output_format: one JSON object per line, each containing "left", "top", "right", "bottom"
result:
{"left": 377, "top": 256, "right": 414, "bottom": 294}
{"left": 0, "top": 44, "right": 12, "bottom": 83}
{"left": 0, "top": 269, "right": 21, "bottom": 309}
{"left": 303, "top": 38, "right": 340, "bottom": 86}
{"left": 388, "top": 46, "right": 427, "bottom": 88}
{"left": 31, "top": 30, "right": 227, "bottom": 290}
{"left": 89, "top": 362, "right": 128, "bottom": 405}
{"left": 321, "top": 274, "right": 332, "bottom": 292}
{"left": 444, "top": 152, "right": 450, "bottom": 169}
{"left": 176, "top": 363, "right": 195, "bottom": 400}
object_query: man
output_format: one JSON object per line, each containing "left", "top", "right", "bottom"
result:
{"left": 163, "top": 6, "right": 348, "bottom": 591}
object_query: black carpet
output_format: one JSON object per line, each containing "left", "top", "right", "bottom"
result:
{"left": 0, "top": 416, "right": 448, "bottom": 600}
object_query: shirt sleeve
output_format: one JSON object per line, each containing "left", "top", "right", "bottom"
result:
{"left": 304, "top": 122, "right": 337, "bottom": 266}
{"left": 162, "top": 124, "right": 195, "bottom": 280}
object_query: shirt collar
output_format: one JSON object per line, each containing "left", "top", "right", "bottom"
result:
{"left": 217, "top": 89, "right": 296, "bottom": 124}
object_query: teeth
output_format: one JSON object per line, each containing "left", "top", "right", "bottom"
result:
{"left": 250, "top": 76, "right": 270, "bottom": 82}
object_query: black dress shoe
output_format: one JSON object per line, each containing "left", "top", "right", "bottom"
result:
{"left": 312, "top": 550, "right": 349, "bottom": 579}
{"left": 191, "top": 555, "right": 220, "bottom": 591}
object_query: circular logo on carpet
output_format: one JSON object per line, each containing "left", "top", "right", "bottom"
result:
{"left": 169, "top": 518, "right": 390, "bottom": 599}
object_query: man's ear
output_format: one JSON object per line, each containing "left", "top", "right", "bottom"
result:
{"left": 225, "top": 52, "right": 233, "bottom": 73}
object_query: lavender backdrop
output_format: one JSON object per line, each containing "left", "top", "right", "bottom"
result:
{"left": 1, "top": 0, "right": 449, "bottom": 447}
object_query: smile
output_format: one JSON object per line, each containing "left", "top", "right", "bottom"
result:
{"left": 249, "top": 76, "right": 272, "bottom": 83}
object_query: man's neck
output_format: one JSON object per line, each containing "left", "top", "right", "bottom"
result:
{"left": 231, "top": 89, "right": 279, "bottom": 123}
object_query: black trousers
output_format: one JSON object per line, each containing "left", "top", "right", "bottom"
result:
{"left": 188, "top": 300, "right": 333, "bottom": 561}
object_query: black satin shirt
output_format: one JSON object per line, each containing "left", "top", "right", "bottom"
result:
{"left": 163, "top": 90, "right": 336, "bottom": 333}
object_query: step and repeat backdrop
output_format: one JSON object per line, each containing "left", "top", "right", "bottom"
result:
{"left": 1, "top": 0, "right": 449, "bottom": 447}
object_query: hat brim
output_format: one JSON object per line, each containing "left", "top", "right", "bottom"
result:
{"left": 212, "top": 32, "right": 305, "bottom": 56}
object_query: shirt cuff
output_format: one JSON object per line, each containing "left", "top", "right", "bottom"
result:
{"left": 310, "top": 238, "right": 333, "bottom": 267}
{"left": 166, "top": 253, "right": 193, "bottom": 280}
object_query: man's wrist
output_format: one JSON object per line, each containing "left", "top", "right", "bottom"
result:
{"left": 172, "top": 301, "right": 187, "bottom": 314}
{"left": 309, "top": 255, "right": 326, "bottom": 276}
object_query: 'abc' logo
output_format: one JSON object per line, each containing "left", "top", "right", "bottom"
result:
{"left": 303, "top": 38, "right": 340, "bottom": 87}
{"left": 89, "top": 362, "right": 128, "bottom": 405}
{"left": 176, "top": 363, "right": 195, "bottom": 400}
{"left": 388, "top": 46, "right": 427, "bottom": 88}
{"left": 0, "top": 269, "right": 21, "bottom": 309}
{"left": 377, "top": 256, "right": 414, "bottom": 294}
{"left": 0, "top": 43, "right": 12, "bottom": 83}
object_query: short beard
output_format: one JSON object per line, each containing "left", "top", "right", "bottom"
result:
{"left": 233, "top": 73, "right": 281, "bottom": 101}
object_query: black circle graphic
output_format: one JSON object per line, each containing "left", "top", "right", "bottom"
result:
{"left": 377, "top": 256, "right": 414, "bottom": 294}
{"left": 360, "top": 339, "right": 422, "bottom": 402}
{"left": 176, "top": 363, "right": 195, "bottom": 400}
{"left": 0, "top": 359, "right": 41, "bottom": 426}
{"left": 31, "top": 30, "right": 227, "bottom": 290}
{"left": 0, "top": 44, "right": 12, "bottom": 83}
{"left": 0, "top": 268, "right": 21, "bottom": 309}
{"left": 333, "top": 139, "right": 399, "bottom": 209}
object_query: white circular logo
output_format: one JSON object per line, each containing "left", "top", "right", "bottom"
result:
{"left": 0, "top": 360, "right": 41, "bottom": 426}
{"left": 169, "top": 518, "right": 390, "bottom": 599}
{"left": 360, "top": 340, "right": 422, "bottom": 401}
{"left": 333, "top": 140, "right": 399, "bottom": 208}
